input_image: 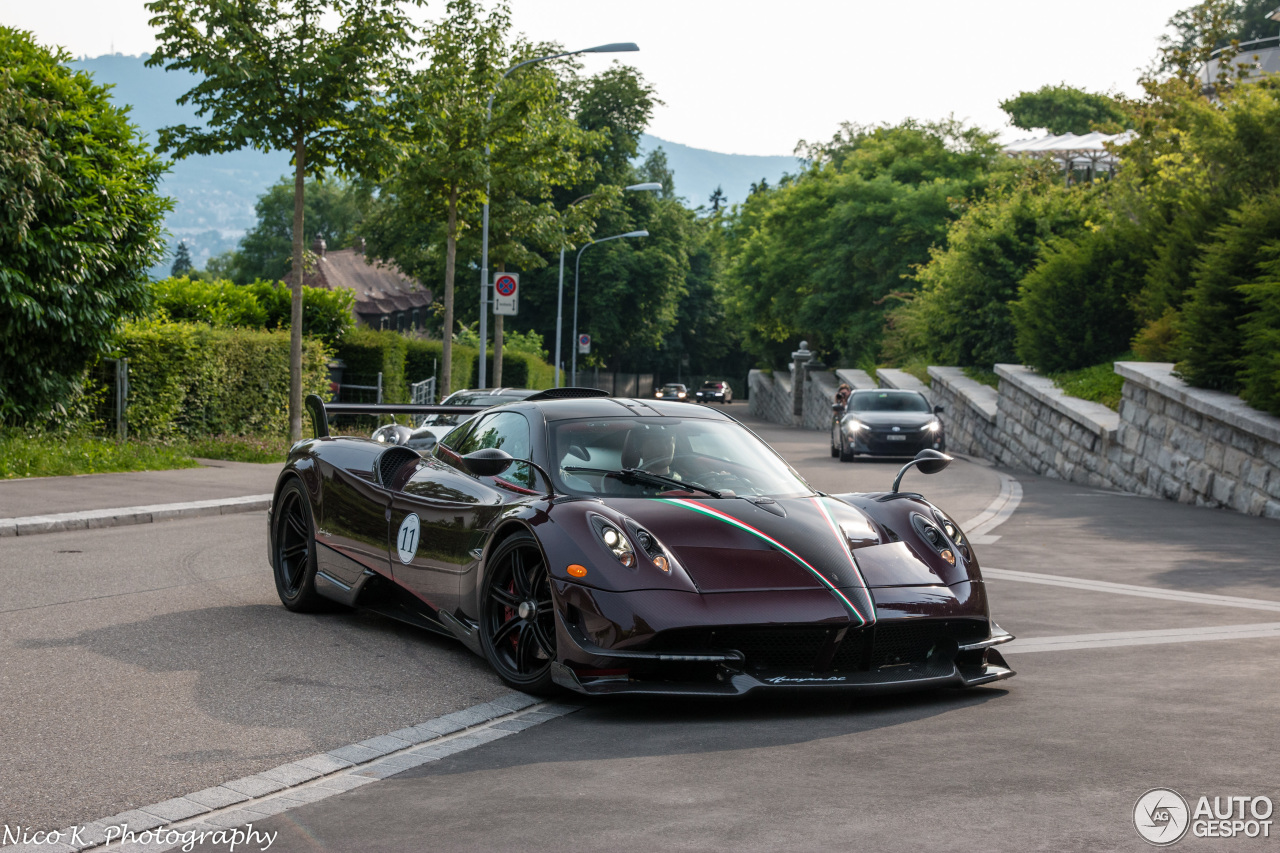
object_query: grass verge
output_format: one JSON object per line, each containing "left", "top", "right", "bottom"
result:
{"left": 1049, "top": 352, "right": 1134, "bottom": 411}
{"left": 0, "top": 432, "right": 290, "bottom": 479}
{"left": 961, "top": 366, "right": 1000, "bottom": 388}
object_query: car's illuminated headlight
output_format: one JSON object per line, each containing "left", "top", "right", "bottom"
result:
{"left": 677, "top": 392, "right": 686, "bottom": 398}
{"left": 844, "top": 419, "right": 866, "bottom": 433}
{"left": 925, "top": 420, "right": 942, "bottom": 432}
{"left": 590, "top": 515, "right": 636, "bottom": 567}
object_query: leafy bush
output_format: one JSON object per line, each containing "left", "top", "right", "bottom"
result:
{"left": 1131, "top": 308, "right": 1180, "bottom": 361}
{"left": 107, "top": 321, "right": 331, "bottom": 438}
{"left": 334, "top": 328, "right": 408, "bottom": 402}
{"left": 1012, "top": 229, "right": 1142, "bottom": 373}
{"left": 404, "top": 338, "right": 477, "bottom": 397}
{"left": 150, "top": 276, "right": 353, "bottom": 345}
{"left": 886, "top": 177, "right": 1094, "bottom": 367}
{"left": 0, "top": 29, "right": 169, "bottom": 422}
{"left": 1236, "top": 247, "right": 1280, "bottom": 416}
{"left": 1049, "top": 354, "right": 1133, "bottom": 411}
{"left": 1175, "top": 190, "right": 1280, "bottom": 392}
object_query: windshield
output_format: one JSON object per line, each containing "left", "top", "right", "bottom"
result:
{"left": 700, "top": 381, "right": 721, "bottom": 389}
{"left": 661, "top": 385, "right": 685, "bottom": 392}
{"left": 848, "top": 391, "right": 931, "bottom": 413}
{"left": 550, "top": 417, "right": 812, "bottom": 498}
{"left": 421, "top": 393, "right": 527, "bottom": 427}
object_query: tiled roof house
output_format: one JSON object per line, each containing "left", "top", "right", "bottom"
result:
{"left": 301, "top": 237, "right": 434, "bottom": 332}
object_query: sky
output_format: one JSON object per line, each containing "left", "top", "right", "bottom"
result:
{"left": 1, "top": 0, "right": 1201, "bottom": 156}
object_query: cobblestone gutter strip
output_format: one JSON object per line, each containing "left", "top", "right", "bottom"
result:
{"left": 0, "top": 495, "right": 273, "bottom": 537}
{"left": 1, "top": 693, "right": 581, "bottom": 853}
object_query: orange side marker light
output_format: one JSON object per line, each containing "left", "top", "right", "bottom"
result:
{"left": 567, "top": 564, "right": 588, "bottom": 578}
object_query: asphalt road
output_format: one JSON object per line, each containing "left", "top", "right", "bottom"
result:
{"left": 5, "top": 401, "right": 1279, "bottom": 851}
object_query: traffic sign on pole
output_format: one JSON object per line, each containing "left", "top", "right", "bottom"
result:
{"left": 494, "top": 273, "right": 518, "bottom": 315}
{"left": 578, "top": 333, "right": 591, "bottom": 354}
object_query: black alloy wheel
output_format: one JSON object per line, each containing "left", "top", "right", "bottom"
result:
{"left": 272, "top": 479, "right": 330, "bottom": 612}
{"left": 480, "top": 531, "right": 558, "bottom": 694}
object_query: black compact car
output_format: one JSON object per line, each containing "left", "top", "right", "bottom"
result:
{"left": 694, "top": 380, "right": 733, "bottom": 404}
{"left": 268, "top": 392, "right": 1012, "bottom": 697}
{"left": 654, "top": 383, "right": 691, "bottom": 402}
{"left": 832, "top": 389, "right": 946, "bottom": 462}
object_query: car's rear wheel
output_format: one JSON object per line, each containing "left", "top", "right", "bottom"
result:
{"left": 480, "top": 531, "right": 558, "bottom": 694}
{"left": 272, "top": 479, "right": 330, "bottom": 612}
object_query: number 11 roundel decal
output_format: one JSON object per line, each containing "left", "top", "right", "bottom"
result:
{"left": 397, "top": 513, "right": 421, "bottom": 564}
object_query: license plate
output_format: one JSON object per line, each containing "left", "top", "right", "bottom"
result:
{"left": 886, "top": 434, "right": 907, "bottom": 441}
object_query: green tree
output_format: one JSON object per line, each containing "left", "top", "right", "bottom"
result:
{"left": 0, "top": 28, "right": 170, "bottom": 422}
{"left": 885, "top": 172, "right": 1095, "bottom": 368}
{"left": 226, "top": 177, "right": 365, "bottom": 284}
{"left": 725, "top": 119, "right": 1007, "bottom": 366}
{"left": 1000, "top": 84, "right": 1131, "bottom": 135}
{"left": 362, "top": 0, "right": 595, "bottom": 395}
{"left": 170, "top": 241, "right": 193, "bottom": 277}
{"left": 146, "top": 0, "right": 422, "bottom": 441}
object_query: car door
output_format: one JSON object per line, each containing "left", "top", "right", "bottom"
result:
{"left": 389, "top": 411, "right": 534, "bottom": 617}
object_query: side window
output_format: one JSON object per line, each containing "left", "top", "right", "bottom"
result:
{"left": 456, "top": 412, "right": 534, "bottom": 489}
{"left": 438, "top": 419, "right": 475, "bottom": 452}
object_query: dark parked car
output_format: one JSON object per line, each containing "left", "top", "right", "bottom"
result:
{"left": 694, "top": 380, "right": 733, "bottom": 404}
{"left": 654, "top": 383, "right": 691, "bottom": 402}
{"left": 831, "top": 389, "right": 946, "bottom": 462}
{"left": 268, "top": 391, "right": 1013, "bottom": 697}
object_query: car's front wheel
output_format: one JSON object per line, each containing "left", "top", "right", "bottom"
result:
{"left": 480, "top": 531, "right": 558, "bottom": 694}
{"left": 272, "top": 479, "right": 331, "bottom": 612}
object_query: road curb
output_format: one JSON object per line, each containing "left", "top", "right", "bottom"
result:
{"left": 0, "top": 494, "right": 273, "bottom": 537}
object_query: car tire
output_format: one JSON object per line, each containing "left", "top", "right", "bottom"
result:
{"left": 830, "top": 425, "right": 840, "bottom": 458}
{"left": 479, "top": 531, "right": 559, "bottom": 695}
{"left": 272, "top": 478, "right": 334, "bottom": 613}
{"left": 839, "top": 435, "right": 855, "bottom": 463}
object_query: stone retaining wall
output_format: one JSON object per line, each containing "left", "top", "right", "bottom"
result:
{"left": 928, "top": 361, "right": 1280, "bottom": 519}
{"left": 927, "top": 367, "right": 1000, "bottom": 460}
{"left": 747, "top": 369, "right": 793, "bottom": 425}
{"left": 1107, "top": 362, "right": 1280, "bottom": 517}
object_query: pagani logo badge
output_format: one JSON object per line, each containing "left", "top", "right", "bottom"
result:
{"left": 1134, "top": 788, "right": 1191, "bottom": 845}
{"left": 764, "top": 675, "right": 848, "bottom": 684}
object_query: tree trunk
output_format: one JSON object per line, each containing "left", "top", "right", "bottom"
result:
{"left": 441, "top": 186, "right": 457, "bottom": 397}
{"left": 288, "top": 134, "right": 306, "bottom": 443}
{"left": 493, "top": 263, "right": 504, "bottom": 387}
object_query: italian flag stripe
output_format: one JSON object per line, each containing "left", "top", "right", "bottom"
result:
{"left": 656, "top": 498, "right": 866, "bottom": 625}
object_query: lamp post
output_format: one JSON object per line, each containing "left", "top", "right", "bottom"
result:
{"left": 554, "top": 182, "right": 661, "bottom": 387}
{"left": 478, "top": 42, "right": 639, "bottom": 390}
{"left": 572, "top": 230, "right": 648, "bottom": 387}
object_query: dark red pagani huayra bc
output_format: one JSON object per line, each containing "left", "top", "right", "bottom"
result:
{"left": 268, "top": 391, "right": 1014, "bottom": 697}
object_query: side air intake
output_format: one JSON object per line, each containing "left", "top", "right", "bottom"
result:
{"left": 376, "top": 447, "right": 421, "bottom": 488}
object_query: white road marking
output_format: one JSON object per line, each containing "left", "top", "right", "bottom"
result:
{"left": 1003, "top": 622, "right": 1280, "bottom": 653}
{"left": 960, "top": 470, "right": 1022, "bottom": 544}
{"left": 984, "top": 567, "right": 1280, "bottom": 613}
{"left": 33, "top": 694, "right": 575, "bottom": 853}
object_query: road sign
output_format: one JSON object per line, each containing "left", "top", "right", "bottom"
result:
{"left": 494, "top": 273, "right": 518, "bottom": 315}
{"left": 578, "top": 333, "right": 591, "bottom": 354}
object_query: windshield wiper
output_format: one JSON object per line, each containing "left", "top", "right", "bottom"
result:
{"left": 563, "top": 466, "right": 721, "bottom": 499}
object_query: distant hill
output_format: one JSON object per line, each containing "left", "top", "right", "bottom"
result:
{"left": 69, "top": 54, "right": 800, "bottom": 277}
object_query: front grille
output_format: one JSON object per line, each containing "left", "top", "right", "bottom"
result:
{"left": 870, "top": 620, "right": 988, "bottom": 668}
{"left": 643, "top": 619, "right": 987, "bottom": 676}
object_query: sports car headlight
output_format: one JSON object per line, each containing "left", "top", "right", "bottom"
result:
{"left": 844, "top": 419, "right": 866, "bottom": 433}
{"left": 589, "top": 515, "right": 636, "bottom": 568}
{"left": 925, "top": 420, "right": 942, "bottom": 432}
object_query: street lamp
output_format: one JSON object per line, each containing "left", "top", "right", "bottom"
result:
{"left": 554, "top": 182, "right": 661, "bottom": 387}
{"left": 478, "top": 41, "right": 640, "bottom": 389}
{"left": 572, "top": 230, "right": 649, "bottom": 387}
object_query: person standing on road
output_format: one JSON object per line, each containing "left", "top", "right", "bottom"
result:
{"left": 834, "top": 383, "right": 851, "bottom": 409}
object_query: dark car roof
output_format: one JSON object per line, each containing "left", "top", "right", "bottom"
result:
{"left": 507, "top": 396, "right": 732, "bottom": 422}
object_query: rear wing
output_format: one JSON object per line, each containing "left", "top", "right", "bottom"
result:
{"left": 305, "top": 394, "right": 486, "bottom": 439}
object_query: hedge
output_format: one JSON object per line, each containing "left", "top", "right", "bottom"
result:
{"left": 108, "top": 321, "right": 330, "bottom": 438}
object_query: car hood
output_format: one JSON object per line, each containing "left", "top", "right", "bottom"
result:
{"left": 598, "top": 494, "right": 966, "bottom": 623}
{"left": 843, "top": 411, "right": 935, "bottom": 428}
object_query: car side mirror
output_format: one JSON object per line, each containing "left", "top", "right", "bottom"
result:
{"left": 891, "top": 449, "right": 953, "bottom": 493}
{"left": 462, "top": 448, "right": 514, "bottom": 477}
{"left": 933, "top": 405, "right": 944, "bottom": 415}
